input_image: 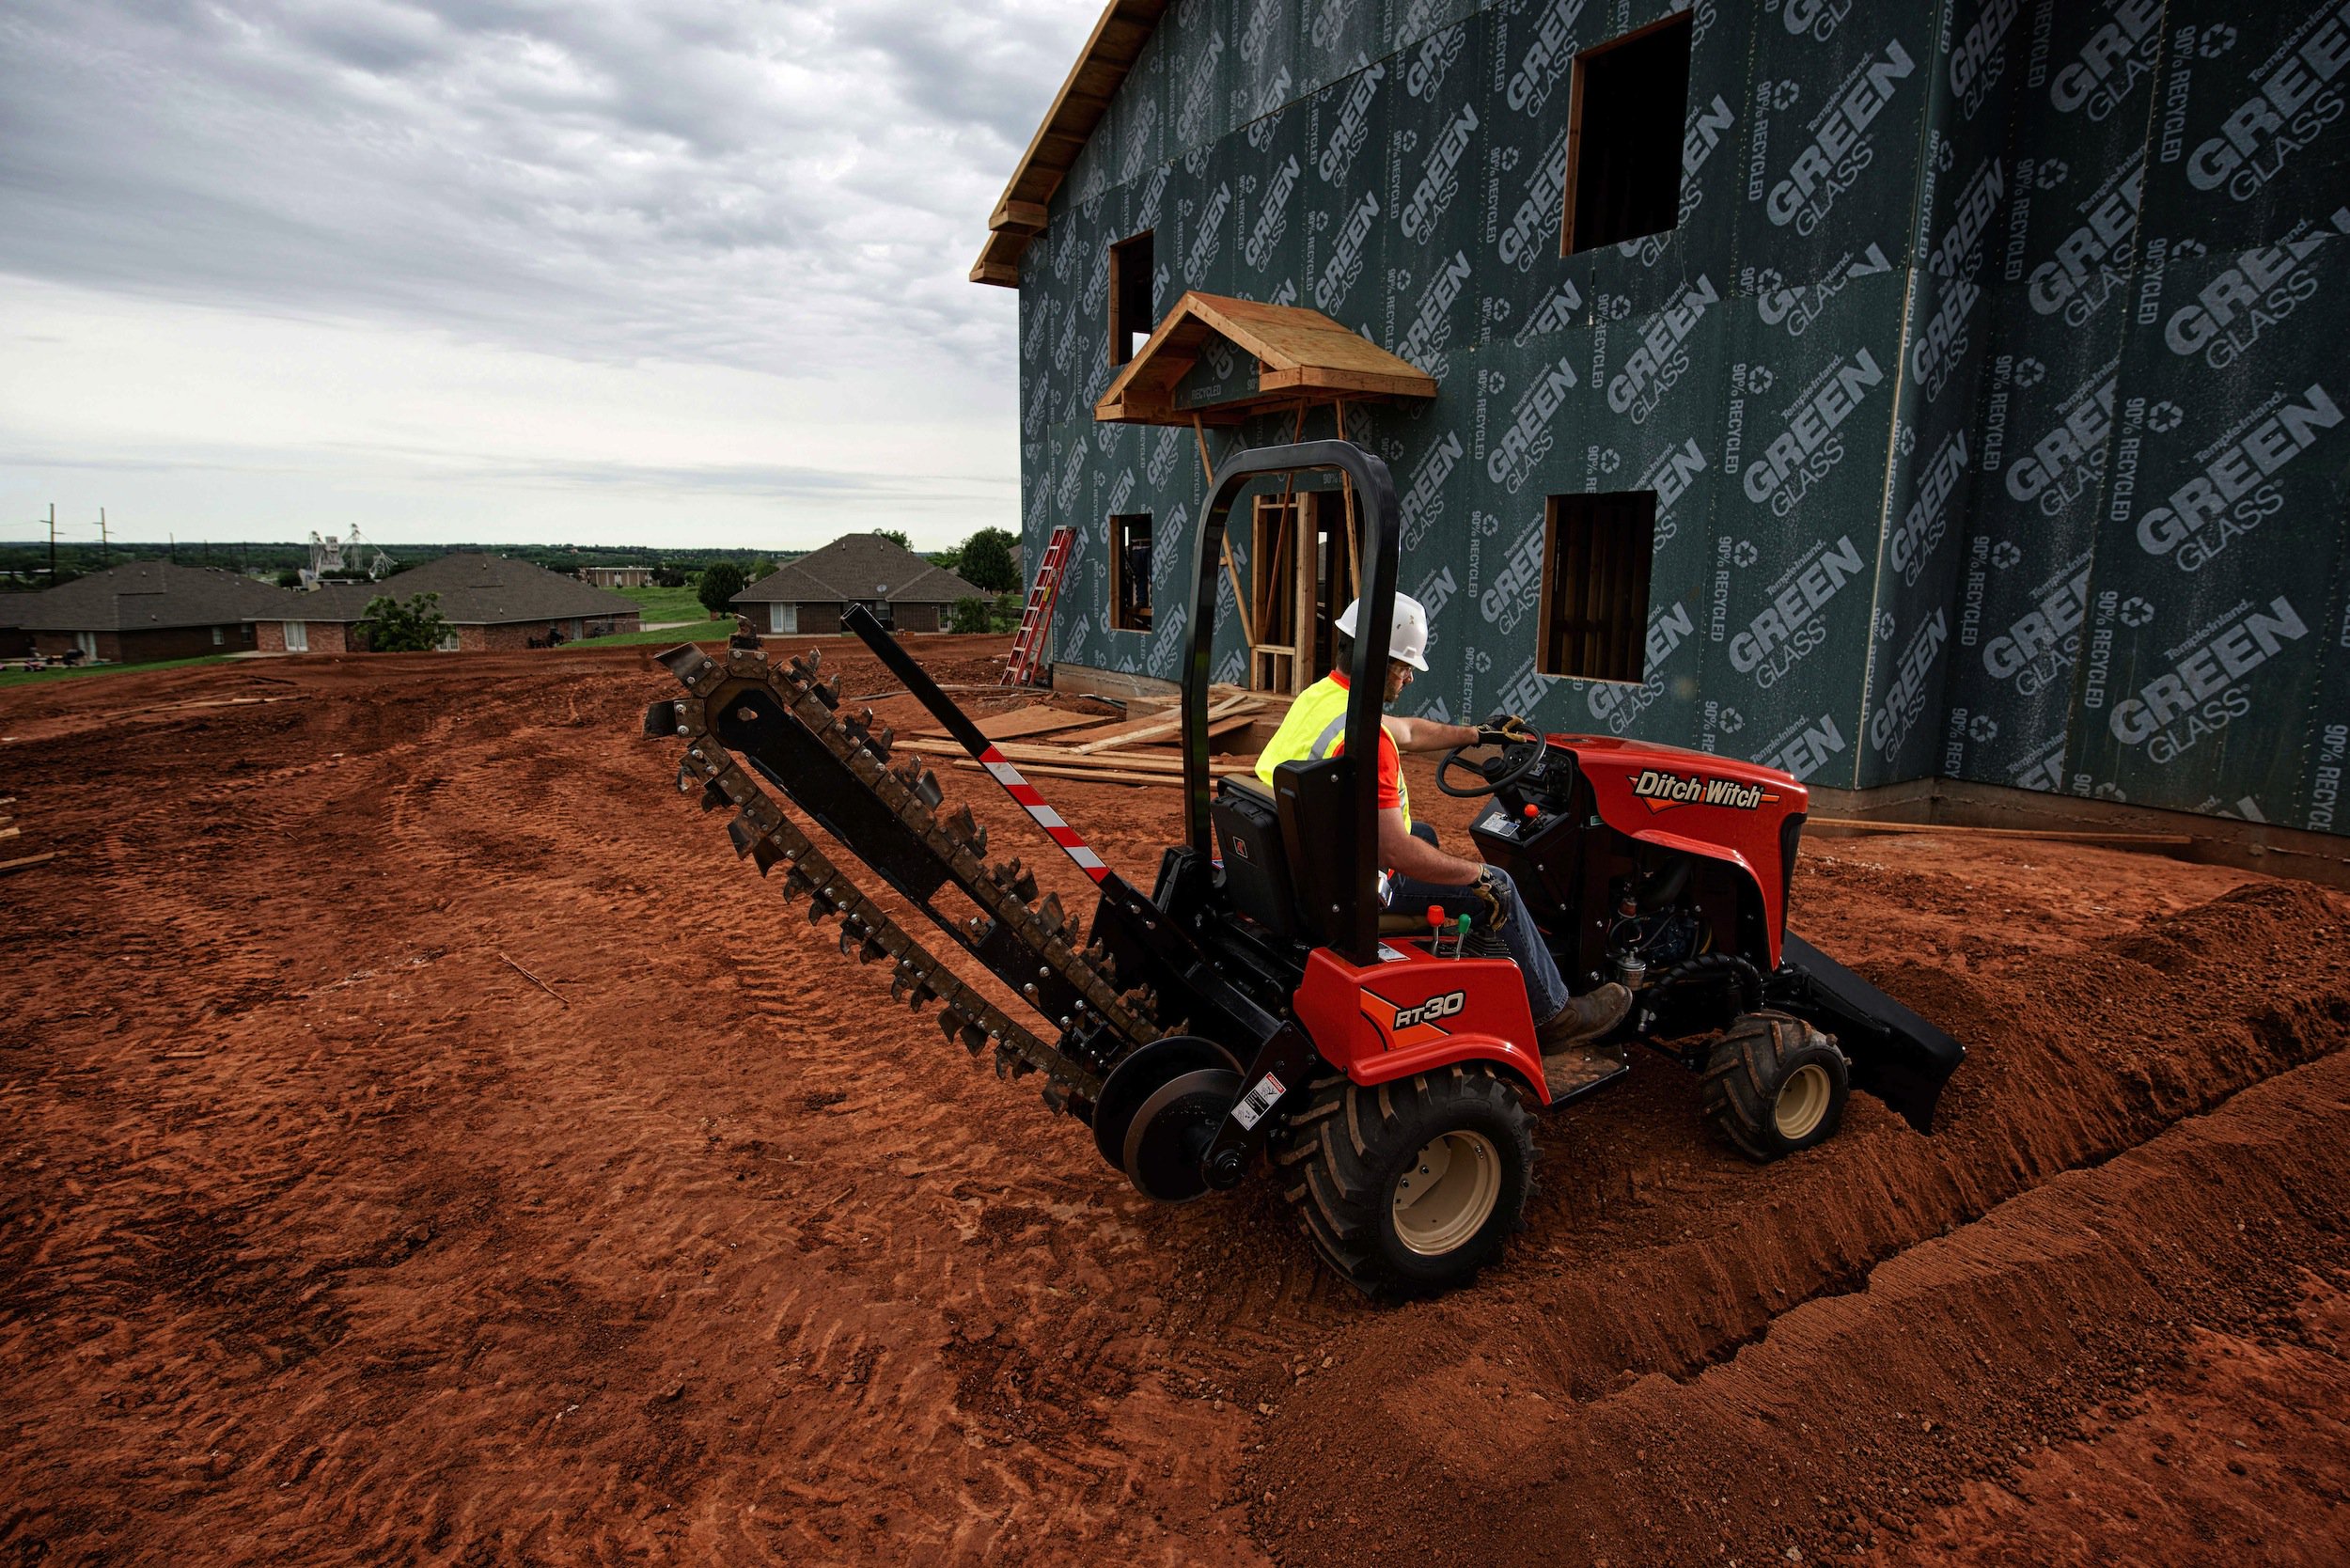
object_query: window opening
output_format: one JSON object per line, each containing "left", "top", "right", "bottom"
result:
{"left": 1561, "top": 13, "right": 1693, "bottom": 256}
{"left": 1108, "top": 231, "right": 1155, "bottom": 366}
{"left": 1538, "top": 491, "right": 1655, "bottom": 682}
{"left": 1109, "top": 513, "right": 1153, "bottom": 631}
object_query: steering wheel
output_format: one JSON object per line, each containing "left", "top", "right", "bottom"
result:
{"left": 1436, "top": 733, "right": 1546, "bottom": 797}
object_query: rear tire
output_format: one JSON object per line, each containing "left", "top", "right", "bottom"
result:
{"left": 1701, "top": 1011, "right": 1848, "bottom": 1163}
{"left": 1273, "top": 1065, "right": 1533, "bottom": 1299}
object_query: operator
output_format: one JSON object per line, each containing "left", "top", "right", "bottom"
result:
{"left": 1255, "top": 593, "right": 1632, "bottom": 1058}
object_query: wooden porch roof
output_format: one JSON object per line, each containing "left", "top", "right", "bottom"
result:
{"left": 1092, "top": 292, "right": 1439, "bottom": 426}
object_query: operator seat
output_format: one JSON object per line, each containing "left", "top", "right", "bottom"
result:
{"left": 1217, "top": 760, "right": 1425, "bottom": 949}
{"left": 1211, "top": 776, "right": 1300, "bottom": 941}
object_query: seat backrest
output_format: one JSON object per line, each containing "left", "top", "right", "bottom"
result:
{"left": 1272, "top": 754, "right": 1365, "bottom": 951}
{"left": 1211, "top": 776, "right": 1299, "bottom": 941}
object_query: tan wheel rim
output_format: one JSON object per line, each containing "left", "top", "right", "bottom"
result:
{"left": 1774, "top": 1062, "right": 1832, "bottom": 1141}
{"left": 1390, "top": 1130, "right": 1500, "bottom": 1257}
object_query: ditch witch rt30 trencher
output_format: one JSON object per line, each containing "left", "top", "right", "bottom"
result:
{"left": 643, "top": 441, "right": 1965, "bottom": 1298}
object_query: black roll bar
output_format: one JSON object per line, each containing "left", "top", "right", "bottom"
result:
{"left": 1180, "top": 440, "right": 1402, "bottom": 965}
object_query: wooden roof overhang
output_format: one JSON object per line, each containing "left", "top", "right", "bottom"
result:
{"left": 971, "top": 0, "right": 1168, "bottom": 288}
{"left": 1092, "top": 292, "right": 1439, "bottom": 426}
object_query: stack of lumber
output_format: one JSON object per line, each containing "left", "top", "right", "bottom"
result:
{"left": 901, "top": 690, "right": 1278, "bottom": 789}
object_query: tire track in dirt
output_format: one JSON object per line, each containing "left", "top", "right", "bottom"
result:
{"left": 1244, "top": 876, "right": 2350, "bottom": 1563}
{"left": 1265, "top": 1047, "right": 2350, "bottom": 1566}
{"left": 296, "top": 668, "right": 1267, "bottom": 1562}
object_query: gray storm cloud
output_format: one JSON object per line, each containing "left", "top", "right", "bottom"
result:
{"left": 0, "top": 0, "right": 1085, "bottom": 378}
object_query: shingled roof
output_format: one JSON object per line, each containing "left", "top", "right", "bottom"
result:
{"left": 298, "top": 553, "right": 641, "bottom": 625}
{"left": 6, "top": 560, "right": 302, "bottom": 632}
{"left": 732, "top": 535, "right": 984, "bottom": 606}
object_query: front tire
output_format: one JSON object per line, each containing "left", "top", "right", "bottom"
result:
{"left": 1701, "top": 1011, "right": 1849, "bottom": 1162}
{"left": 1274, "top": 1065, "right": 1533, "bottom": 1299}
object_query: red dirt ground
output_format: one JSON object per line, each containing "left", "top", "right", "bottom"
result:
{"left": 4, "top": 640, "right": 2347, "bottom": 1567}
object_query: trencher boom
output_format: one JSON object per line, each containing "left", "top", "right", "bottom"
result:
{"left": 643, "top": 441, "right": 1963, "bottom": 1297}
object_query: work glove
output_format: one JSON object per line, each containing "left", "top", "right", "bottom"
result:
{"left": 1478, "top": 712, "right": 1539, "bottom": 746}
{"left": 1466, "top": 866, "right": 1512, "bottom": 933}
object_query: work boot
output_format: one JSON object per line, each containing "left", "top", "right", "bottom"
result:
{"left": 1535, "top": 982, "right": 1632, "bottom": 1052}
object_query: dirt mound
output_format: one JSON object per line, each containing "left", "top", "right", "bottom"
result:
{"left": 2, "top": 646, "right": 2345, "bottom": 1566}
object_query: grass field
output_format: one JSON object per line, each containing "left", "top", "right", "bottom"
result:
{"left": 559, "top": 622, "right": 755, "bottom": 651}
{"left": 0, "top": 654, "right": 232, "bottom": 690}
{"left": 608, "top": 584, "right": 713, "bottom": 625}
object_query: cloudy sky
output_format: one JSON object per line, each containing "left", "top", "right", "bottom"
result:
{"left": 0, "top": 0, "right": 1099, "bottom": 549}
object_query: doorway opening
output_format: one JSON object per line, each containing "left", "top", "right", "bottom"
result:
{"left": 1246, "top": 488, "right": 1357, "bottom": 694}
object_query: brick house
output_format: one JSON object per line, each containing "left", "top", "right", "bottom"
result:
{"left": 5, "top": 560, "right": 301, "bottom": 663}
{"left": 732, "top": 534, "right": 984, "bottom": 635}
{"left": 256, "top": 552, "right": 642, "bottom": 652}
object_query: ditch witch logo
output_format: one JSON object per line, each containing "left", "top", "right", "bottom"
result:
{"left": 1630, "top": 770, "right": 1780, "bottom": 813}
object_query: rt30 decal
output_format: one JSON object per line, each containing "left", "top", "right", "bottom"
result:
{"left": 1361, "top": 987, "right": 1467, "bottom": 1049}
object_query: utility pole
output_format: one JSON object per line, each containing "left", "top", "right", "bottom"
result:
{"left": 45, "top": 504, "right": 55, "bottom": 584}
{"left": 97, "top": 508, "right": 109, "bottom": 567}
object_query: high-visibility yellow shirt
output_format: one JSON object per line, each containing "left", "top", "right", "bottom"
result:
{"left": 1253, "top": 672, "right": 1409, "bottom": 829}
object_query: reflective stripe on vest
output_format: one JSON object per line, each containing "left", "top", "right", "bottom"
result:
{"left": 1253, "top": 674, "right": 1410, "bottom": 828}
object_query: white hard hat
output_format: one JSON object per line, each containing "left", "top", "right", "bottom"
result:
{"left": 1335, "top": 593, "right": 1430, "bottom": 671}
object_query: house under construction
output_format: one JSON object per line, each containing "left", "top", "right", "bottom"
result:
{"left": 976, "top": 0, "right": 2350, "bottom": 868}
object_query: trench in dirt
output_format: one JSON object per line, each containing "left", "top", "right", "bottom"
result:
{"left": 2, "top": 645, "right": 2346, "bottom": 1568}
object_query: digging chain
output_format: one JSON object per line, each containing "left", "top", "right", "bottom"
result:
{"left": 650, "top": 641, "right": 1165, "bottom": 1109}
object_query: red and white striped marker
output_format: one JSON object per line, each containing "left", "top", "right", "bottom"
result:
{"left": 978, "top": 745, "right": 1110, "bottom": 883}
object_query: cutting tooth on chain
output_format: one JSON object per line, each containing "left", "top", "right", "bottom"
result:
{"left": 645, "top": 746, "right": 1102, "bottom": 1097}
{"left": 654, "top": 648, "right": 1162, "bottom": 1075}
{"left": 989, "top": 858, "right": 1039, "bottom": 904}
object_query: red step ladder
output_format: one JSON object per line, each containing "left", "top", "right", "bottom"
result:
{"left": 1001, "top": 525, "right": 1074, "bottom": 687}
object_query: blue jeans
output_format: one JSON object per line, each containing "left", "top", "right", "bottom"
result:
{"left": 1387, "top": 824, "right": 1571, "bottom": 1025}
